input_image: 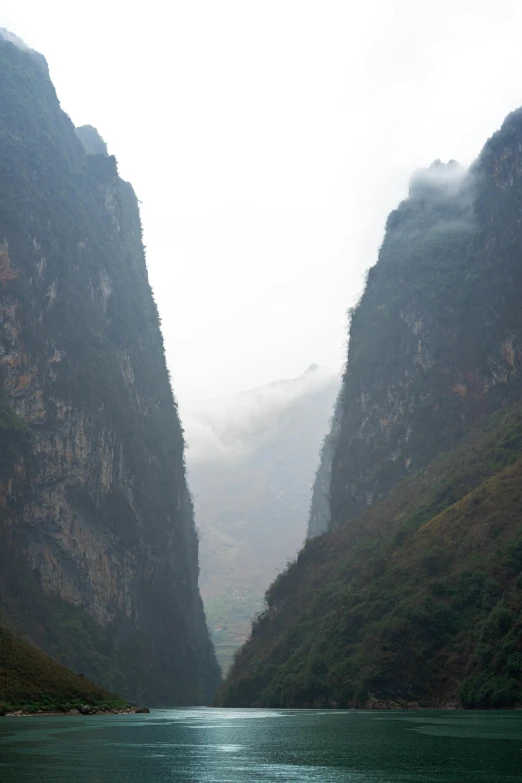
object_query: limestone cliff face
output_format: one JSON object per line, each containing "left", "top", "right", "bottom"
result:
{"left": 0, "top": 34, "right": 220, "bottom": 704}
{"left": 327, "top": 117, "right": 522, "bottom": 531}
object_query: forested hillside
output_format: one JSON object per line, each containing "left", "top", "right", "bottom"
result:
{"left": 218, "top": 405, "right": 522, "bottom": 708}
{"left": 218, "top": 108, "right": 522, "bottom": 708}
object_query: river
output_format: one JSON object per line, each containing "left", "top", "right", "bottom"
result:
{"left": 0, "top": 708, "right": 521, "bottom": 781}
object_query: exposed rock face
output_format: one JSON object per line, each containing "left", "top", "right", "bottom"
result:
{"left": 328, "top": 127, "right": 522, "bottom": 531}
{"left": 0, "top": 34, "right": 219, "bottom": 704}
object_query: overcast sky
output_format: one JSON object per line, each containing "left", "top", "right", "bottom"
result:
{"left": 2, "top": 1, "right": 522, "bottom": 419}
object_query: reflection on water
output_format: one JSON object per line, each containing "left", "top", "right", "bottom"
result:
{"left": 0, "top": 708, "right": 521, "bottom": 782}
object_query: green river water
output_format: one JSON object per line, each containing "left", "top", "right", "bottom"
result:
{"left": 0, "top": 708, "right": 521, "bottom": 782}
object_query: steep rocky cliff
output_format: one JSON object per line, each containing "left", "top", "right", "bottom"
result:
{"left": 218, "top": 108, "right": 522, "bottom": 708}
{"left": 0, "top": 33, "right": 219, "bottom": 704}
{"left": 330, "top": 137, "right": 522, "bottom": 529}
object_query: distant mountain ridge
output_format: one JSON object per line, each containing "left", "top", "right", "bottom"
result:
{"left": 185, "top": 364, "right": 335, "bottom": 461}
{"left": 186, "top": 365, "right": 338, "bottom": 671}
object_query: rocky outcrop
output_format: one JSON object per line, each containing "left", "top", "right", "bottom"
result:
{"left": 75, "top": 125, "right": 109, "bottom": 156}
{"left": 0, "top": 34, "right": 220, "bottom": 704}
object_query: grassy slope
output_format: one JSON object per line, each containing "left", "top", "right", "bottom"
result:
{"left": 216, "top": 404, "right": 522, "bottom": 709}
{"left": 0, "top": 626, "right": 126, "bottom": 713}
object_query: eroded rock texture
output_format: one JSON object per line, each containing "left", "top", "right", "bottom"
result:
{"left": 0, "top": 34, "right": 219, "bottom": 704}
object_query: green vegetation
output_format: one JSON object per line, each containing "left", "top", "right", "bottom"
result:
{"left": 0, "top": 625, "right": 126, "bottom": 714}
{"left": 221, "top": 118, "right": 522, "bottom": 710}
{"left": 217, "top": 404, "right": 522, "bottom": 708}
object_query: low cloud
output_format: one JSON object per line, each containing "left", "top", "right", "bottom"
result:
{"left": 409, "top": 159, "right": 468, "bottom": 197}
{"left": 184, "top": 364, "right": 337, "bottom": 463}
{"left": 0, "top": 28, "right": 48, "bottom": 72}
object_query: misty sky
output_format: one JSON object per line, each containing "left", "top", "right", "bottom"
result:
{"left": 2, "top": 1, "right": 522, "bottom": 420}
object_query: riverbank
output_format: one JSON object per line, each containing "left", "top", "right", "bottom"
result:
{"left": 0, "top": 626, "right": 133, "bottom": 717}
{"left": 3, "top": 706, "right": 150, "bottom": 717}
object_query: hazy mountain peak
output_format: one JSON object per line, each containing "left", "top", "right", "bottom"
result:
{"left": 184, "top": 365, "right": 338, "bottom": 462}
{"left": 408, "top": 158, "right": 467, "bottom": 198}
{"left": 0, "top": 29, "right": 48, "bottom": 74}
{"left": 188, "top": 366, "right": 339, "bottom": 672}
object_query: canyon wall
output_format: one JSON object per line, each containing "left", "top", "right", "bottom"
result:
{"left": 0, "top": 32, "right": 220, "bottom": 705}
